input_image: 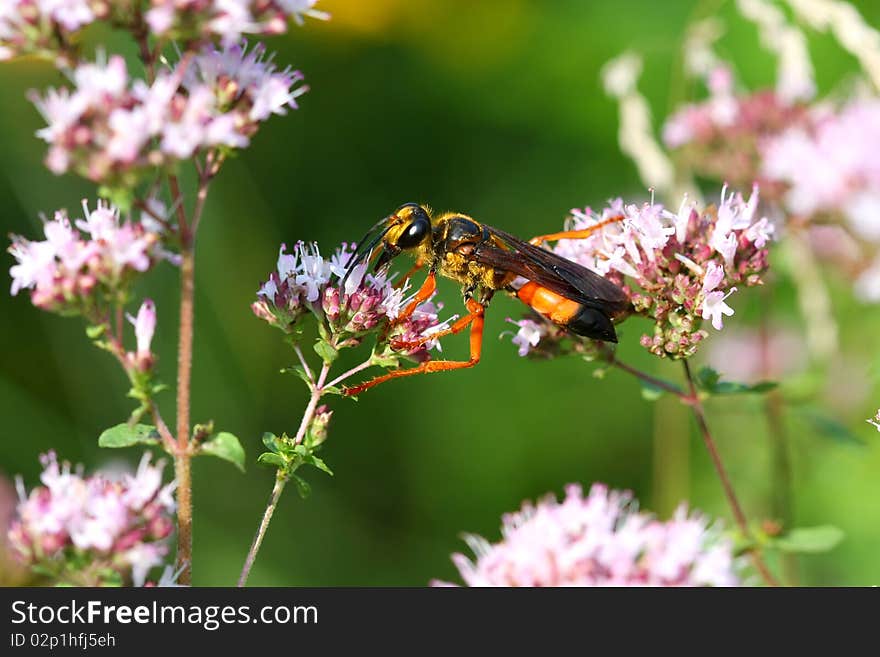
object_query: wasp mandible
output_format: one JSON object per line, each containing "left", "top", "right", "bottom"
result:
{"left": 342, "top": 203, "right": 631, "bottom": 395}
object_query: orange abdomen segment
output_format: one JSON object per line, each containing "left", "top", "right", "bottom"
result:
{"left": 516, "top": 281, "right": 581, "bottom": 325}
{"left": 516, "top": 281, "right": 618, "bottom": 342}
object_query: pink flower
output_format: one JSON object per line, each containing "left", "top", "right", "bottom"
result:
{"left": 254, "top": 241, "right": 452, "bottom": 360}
{"left": 0, "top": 0, "right": 98, "bottom": 62}
{"left": 8, "top": 452, "right": 176, "bottom": 586}
{"left": 145, "top": 0, "right": 329, "bottom": 44}
{"left": 700, "top": 262, "right": 736, "bottom": 330}
{"left": 126, "top": 299, "right": 157, "bottom": 367}
{"left": 28, "top": 43, "right": 306, "bottom": 186}
{"left": 505, "top": 186, "right": 770, "bottom": 358}
{"left": 434, "top": 483, "right": 739, "bottom": 587}
{"left": 507, "top": 318, "right": 547, "bottom": 357}
{"left": 8, "top": 199, "right": 170, "bottom": 315}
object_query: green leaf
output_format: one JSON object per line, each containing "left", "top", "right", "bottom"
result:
{"left": 640, "top": 380, "right": 667, "bottom": 401}
{"left": 98, "top": 185, "right": 133, "bottom": 212}
{"left": 199, "top": 432, "right": 246, "bottom": 472}
{"left": 257, "top": 452, "right": 286, "bottom": 468}
{"left": 694, "top": 366, "right": 721, "bottom": 390}
{"left": 280, "top": 365, "right": 314, "bottom": 386}
{"left": 798, "top": 409, "right": 867, "bottom": 446}
{"left": 772, "top": 526, "right": 845, "bottom": 554}
{"left": 291, "top": 473, "right": 312, "bottom": 499}
{"left": 86, "top": 324, "right": 106, "bottom": 339}
{"left": 262, "top": 432, "right": 281, "bottom": 453}
{"left": 370, "top": 351, "right": 399, "bottom": 368}
{"left": 313, "top": 340, "right": 338, "bottom": 364}
{"left": 693, "top": 366, "right": 778, "bottom": 396}
{"left": 304, "top": 454, "right": 333, "bottom": 476}
{"left": 98, "top": 423, "right": 161, "bottom": 448}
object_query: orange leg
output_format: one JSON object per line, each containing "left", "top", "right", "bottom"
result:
{"left": 396, "top": 271, "right": 436, "bottom": 323}
{"left": 529, "top": 215, "right": 624, "bottom": 246}
{"left": 390, "top": 298, "right": 480, "bottom": 351}
{"left": 394, "top": 258, "right": 425, "bottom": 289}
{"left": 343, "top": 299, "right": 484, "bottom": 396}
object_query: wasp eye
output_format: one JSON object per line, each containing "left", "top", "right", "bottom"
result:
{"left": 396, "top": 216, "right": 430, "bottom": 249}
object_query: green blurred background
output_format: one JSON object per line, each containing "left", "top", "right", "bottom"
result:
{"left": 1, "top": 0, "right": 879, "bottom": 586}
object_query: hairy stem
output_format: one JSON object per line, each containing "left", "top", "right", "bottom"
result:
{"left": 174, "top": 454, "right": 192, "bottom": 584}
{"left": 237, "top": 471, "right": 288, "bottom": 587}
{"left": 324, "top": 358, "right": 374, "bottom": 390}
{"left": 173, "top": 244, "right": 195, "bottom": 584}
{"left": 682, "top": 360, "right": 779, "bottom": 586}
{"left": 238, "top": 360, "right": 332, "bottom": 586}
{"left": 605, "top": 350, "right": 685, "bottom": 397}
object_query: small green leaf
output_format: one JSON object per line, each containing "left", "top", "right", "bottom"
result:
{"left": 694, "top": 366, "right": 778, "bottom": 395}
{"left": 257, "top": 452, "right": 286, "bottom": 468}
{"left": 370, "top": 352, "right": 399, "bottom": 368}
{"left": 313, "top": 340, "right": 338, "bottom": 364}
{"left": 798, "top": 409, "right": 866, "bottom": 446}
{"left": 304, "top": 454, "right": 333, "bottom": 476}
{"left": 772, "top": 526, "right": 844, "bottom": 554}
{"left": 199, "top": 432, "right": 246, "bottom": 472}
{"left": 86, "top": 324, "right": 106, "bottom": 339}
{"left": 98, "top": 185, "right": 133, "bottom": 212}
{"left": 640, "top": 380, "right": 667, "bottom": 401}
{"left": 695, "top": 366, "right": 721, "bottom": 390}
{"left": 280, "top": 365, "right": 314, "bottom": 386}
{"left": 98, "top": 423, "right": 161, "bottom": 448}
{"left": 320, "top": 385, "right": 343, "bottom": 396}
{"left": 262, "top": 432, "right": 281, "bottom": 453}
{"left": 291, "top": 473, "right": 311, "bottom": 498}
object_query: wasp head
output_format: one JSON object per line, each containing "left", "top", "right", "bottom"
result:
{"left": 344, "top": 203, "right": 432, "bottom": 282}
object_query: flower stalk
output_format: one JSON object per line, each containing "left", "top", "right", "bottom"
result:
{"left": 238, "top": 359, "right": 334, "bottom": 586}
{"left": 681, "top": 359, "right": 779, "bottom": 586}
{"left": 600, "top": 349, "right": 780, "bottom": 586}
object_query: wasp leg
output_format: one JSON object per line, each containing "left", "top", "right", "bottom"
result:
{"left": 395, "top": 271, "right": 437, "bottom": 324}
{"left": 394, "top": 258, "right": 425, "bottom": 289}
{"left": 390, "top": 300, "right": 479, "bottom": 351}
{"left": 343, "top": 299, "right": 484, "bottom": 396}
{"left": 529, "top": 215, "right": 624, "bottom": 246}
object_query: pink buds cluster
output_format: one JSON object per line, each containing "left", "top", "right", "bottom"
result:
{"left": 253, "top": 241, "right": 451, "bottom": 360}
{"left": 8, "top": 452, "right": 176, "bottom": 586}
{"left": 434, "top": 483, "right": 738, "bottom": 587}
{"left": 508, "top": 186, "right": 772, "bottom": 359}
{"left": 8, "top": 200, "right": 172, "bottom": 316}
{"left": 29, "top": 42, "right": 305, "bottom": 187}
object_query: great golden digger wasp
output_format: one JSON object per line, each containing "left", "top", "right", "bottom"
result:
{"left": 342, "top": 203, "right": 631, "bottom": 395}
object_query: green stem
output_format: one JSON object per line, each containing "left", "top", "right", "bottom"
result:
{"left": 681, "top": 360, "right": 779, "bottom": 586}
{"left": 237, "top": 470, "right": 289, "bottom": 587}
{"left": 237, "top": 360, "right": 331, "bottom": 586}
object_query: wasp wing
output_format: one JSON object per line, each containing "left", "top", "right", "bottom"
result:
{"left": 472, "top": 225, "right": 630, "bottom": 312}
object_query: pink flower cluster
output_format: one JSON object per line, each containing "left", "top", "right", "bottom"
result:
{"left": 434, "top": 483, "right": 738, "bottom": 587}
{"left": 761, "top": 98, "right": 880, "bottom": 300}
{"left": 663, "top": 68, "right": 806, "bottom": 192}
{"left": 146, "top": 0, "right": 328, "bottom": 44}
{"left": 8, "top": 452, "right": 176, "bottom": 586}
{"left": 253, "top": 242, "right": 451, "bottom": 361}
{"left": 509, "top": 186, "right": 771, "bottom": 359}
{"left": 9, "top": 200, "right": 171, "bottom": 314}
{"left": 0, "top": 1, "right": 327, "bottom": 62}
{"left": 0, "top": 0, "right": 106, "bottom": 62}
{"left": 30, "top": 43, "right": 306, "bottom": 185}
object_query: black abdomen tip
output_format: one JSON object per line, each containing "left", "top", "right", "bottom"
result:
{"left": 568, "top": 305, "right": 618, "bottom": 343}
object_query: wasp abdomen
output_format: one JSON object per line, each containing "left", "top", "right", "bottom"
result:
{"left": 516, "top": 281, "right": 617, "bottom": 343}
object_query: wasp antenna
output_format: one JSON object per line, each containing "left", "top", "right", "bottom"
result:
{"left": 341, "top": 216, "right": 396, "bottom": 288}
